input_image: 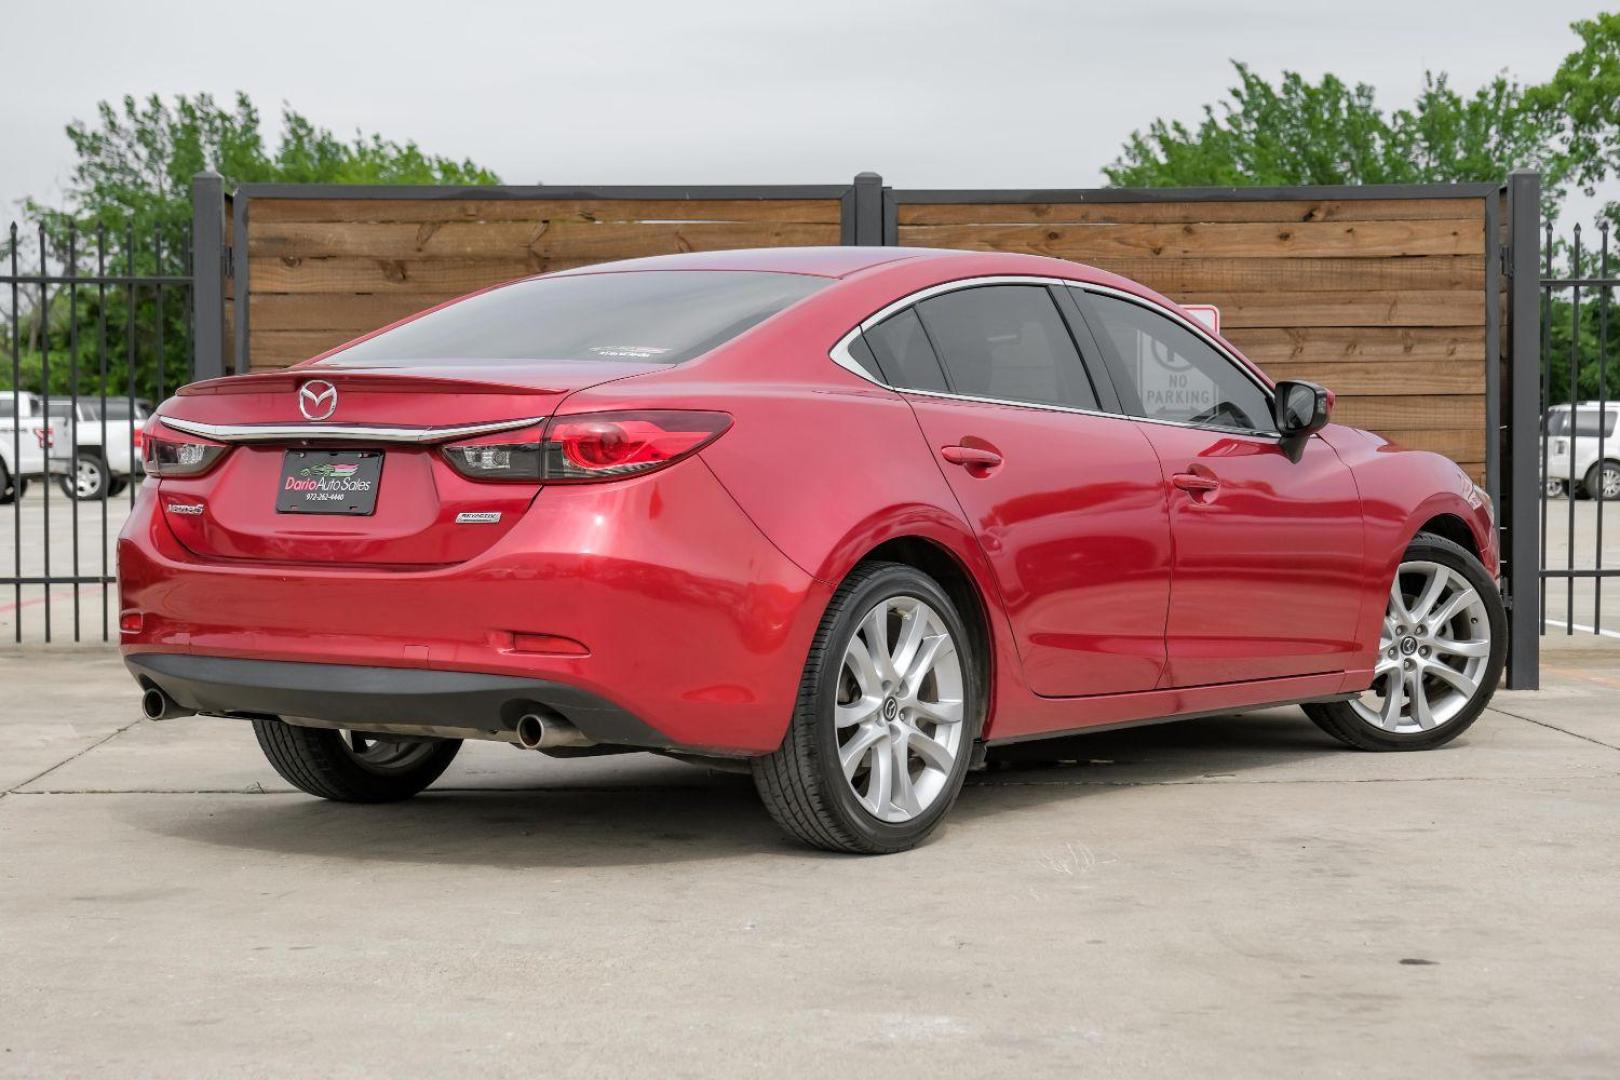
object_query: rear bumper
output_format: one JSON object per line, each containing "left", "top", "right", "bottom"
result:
{"left": 126, "top": 653, "right": 672, "bottom": 748}
{"left": 117, "top": 460, "right": 833, "bottom": 755}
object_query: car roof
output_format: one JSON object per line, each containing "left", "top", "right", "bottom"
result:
{"left": 552, "top": 245, "right": 1138, "bottom": 285}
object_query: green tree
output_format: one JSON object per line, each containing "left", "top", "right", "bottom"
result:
{"left": 1104, "top": 63, "right": 1556, "bottom": 194}
{"left": 34, "top": 92, "right": 498, "bottom": 249}
{"left": 1527, "top": 12, "right": 1620, "bottom": 223}
{"left": 4, "top": 93, "right": 499, "bottom": 401}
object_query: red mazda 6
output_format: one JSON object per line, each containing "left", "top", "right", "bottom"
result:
{"left": 119, "top": 247, "right": 1505, "bottom": 853}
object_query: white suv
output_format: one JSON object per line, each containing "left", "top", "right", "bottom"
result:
{"left": 1545, "top": 403, "right": 1620, "bottom": 500}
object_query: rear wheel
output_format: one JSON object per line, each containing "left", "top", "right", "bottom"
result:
{"left": 59, "top": 452, "right": 110, "bottom": 501}
{"left": 1583, "top": 460, "right": 1620, "bottom": 501}
{"left": 1305, "top": 534, "right": 1505, "bottom": 751}
{"left": 752, "top": 562, "right": 983, "bottom": 854}
{"left": 0, "top": 462, "right": 24, "bottom": 505}
{"left": 251, "top": 718, "right": 461, "bottom": 802}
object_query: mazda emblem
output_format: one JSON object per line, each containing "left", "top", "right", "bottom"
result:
{"left": 298, "top": 380, "right": 338, "bottom": 421}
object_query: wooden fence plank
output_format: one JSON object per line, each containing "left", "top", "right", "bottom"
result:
{"left": 249, "top": 219, "right": 839, "bottom": 260}
{"left": 251, "top": 197, "right": 845, "bottom": 225}
{"left": 1096, "top": 255, "right": 1484, "bottom": 294}
{"left": 248, "top": 256, "right": 585, "bottom": 294}
{"left": 252, "top": 292, "right": 456, "bottom": 333}
{"left": 899, "top": 219, "right": 1482, "bottom": 259}
{"left": 1258, "top": 360, "right": 1483, "bottom": 395}
{"left": 1347, "top": 430, "right": 1483, "bottom": 462}
{"left": 1174, "top": 290, "right": 1481, "bottom": 328}
{"left": 252, "top": 329, "right": 361, "bottom": 367}
{"left": 1225, "top": 326, "right": 1485, "bottom": 365}
{"left": 1331, "top": 395, "right": 1484, "bottom": 429}
{"left": 249, "top": 255, "right": 1482, "bottom": 299}
{"left": 897, "top": 197, "right": 1487, "bottom": 226}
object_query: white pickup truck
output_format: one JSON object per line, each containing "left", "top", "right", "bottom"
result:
{"left": 0, "top": 392, "right": 152, "bottom": 501}
{"left": 1, "top": 394, "right": 48, "bottom": 503}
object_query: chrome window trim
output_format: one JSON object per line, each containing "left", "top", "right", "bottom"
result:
{"left": 827, "top": 274, "right": 1282, "bottom": 442}
{"left": 159, "top": 415, "right": 548, "bottom": 445}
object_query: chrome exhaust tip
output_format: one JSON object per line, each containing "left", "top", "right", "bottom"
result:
{"left": 141, "top": 686, "right": 194, "bottom": 721}
{"left": 514, "top": 709, "right": 593, "bottom": 750}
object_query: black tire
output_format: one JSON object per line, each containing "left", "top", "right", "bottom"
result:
{"left": 1581, "top": 459, "right": 1620, "bottom": 502}
{"left": 251, "top": 718, "right": 461, "bottom": 802}
{"left": 1304, "top": 533, "right": 1505, "bottom": 751}
{"left": 0, "top": 461, "right": 21, "bottom": 505}
{"left": 752, "top": 561, "right": 984, "bottom": 854}
{"left": 59, "top": 452, "right": 110, "bottom": 501}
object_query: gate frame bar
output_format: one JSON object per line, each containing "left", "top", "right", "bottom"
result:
{"left": 1504, "top": 169, "right": 1542, "bottom": 689}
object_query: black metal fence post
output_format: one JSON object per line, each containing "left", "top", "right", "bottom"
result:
{"left": 190, "top": 171, "right": 226, "bottom": 382}
{"left": 1505, "top": 169, "right": 1542, "bottom": 689}
{"left": 850, "top": 172, "right": 885, "bottom": 246}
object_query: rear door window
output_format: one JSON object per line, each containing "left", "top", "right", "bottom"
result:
{"left": 914, "top": 285, "right": 1099, "bottom": 410}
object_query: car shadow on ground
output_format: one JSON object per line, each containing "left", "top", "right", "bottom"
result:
{"left": 139, "top": 709, "right": 1348, "bottom": 869}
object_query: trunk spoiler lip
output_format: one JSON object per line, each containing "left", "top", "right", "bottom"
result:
{"left": 159, "top": 415, "right": 546, "bottom": 445}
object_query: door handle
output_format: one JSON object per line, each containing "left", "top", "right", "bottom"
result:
{"left": 1171, "top": 471, "right": 1220, "bottom": 495}
{"left": 941, "top": 445, "right": 1003, "bottom": 469}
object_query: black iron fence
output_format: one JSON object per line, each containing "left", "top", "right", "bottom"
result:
{"left": 1538, "top": 211, "right": 1618, "bottom": 638}
{"left": 2, "top": 219, "right": 193, "bottom": 643}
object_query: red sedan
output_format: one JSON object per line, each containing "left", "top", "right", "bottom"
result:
{"left": 119, "top": 247, "right": 1505, "bottom": 853}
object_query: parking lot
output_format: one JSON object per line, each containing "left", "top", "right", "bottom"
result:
{"left": 2, "top": 645, "right": 1618, "bottom": 1077}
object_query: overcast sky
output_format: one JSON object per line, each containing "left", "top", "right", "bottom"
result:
{"left": 0, "top": 0, "right": 1613, "bottom": 221}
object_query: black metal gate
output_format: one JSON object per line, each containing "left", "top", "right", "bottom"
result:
{"left": 1538, "top": 198, "right": 1619, "bottom": 640}
{"left": 2, "top": 218, "right": 193, "bottom": 643}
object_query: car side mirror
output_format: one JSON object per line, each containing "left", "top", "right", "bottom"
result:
{"left": 1273, "top": 380, "right": 1331, "bottom": 461}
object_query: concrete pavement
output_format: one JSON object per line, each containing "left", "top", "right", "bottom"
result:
{"left": 2, "top": 647, "right": 1618, "bottom": 1078}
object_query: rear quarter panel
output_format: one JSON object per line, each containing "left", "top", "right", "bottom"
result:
{"left": 552, "top": 288, "right": 1033, "bottom": 737}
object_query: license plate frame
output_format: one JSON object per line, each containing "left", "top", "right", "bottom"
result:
{"left": 276, "top": 449, "right": 383, "bottom": 516}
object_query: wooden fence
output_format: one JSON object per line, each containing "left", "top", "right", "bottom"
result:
{"left": 196, "top": 174, "right": 1503, "bottom": 482}
{"left": 892, "top": 188, "right": 1498, "bottom": 480}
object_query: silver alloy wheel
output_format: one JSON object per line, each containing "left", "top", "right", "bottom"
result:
{"left": 73, "top": 456, "right": 104, "bottom": 498}
{"left": 333, "top": 729, "right": 444, "bottom": 773}
{"left": 1598, "top": 462, "right": 1620, "bottom": 500}
{"left": 835, "top": 595, "right": 966, "bottom": 823}
{"left": 1352, "top": 560, "right": 1491, "bottom": 734}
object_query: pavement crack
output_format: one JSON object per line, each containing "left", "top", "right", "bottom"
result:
{"left": 6, "top": 715, "right": 145, "bottom": 794}
{"left": 1488, "top": 705, "right": 1620, "bottom": 752}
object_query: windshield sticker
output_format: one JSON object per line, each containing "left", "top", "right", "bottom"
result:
{"left": 589, "top": 345, "right": 670, "bottom": 359}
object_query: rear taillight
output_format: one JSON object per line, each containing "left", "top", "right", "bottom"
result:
{"left": 540, "top": 411, "right": 732, "bottom": 482}
{"left": 440, "top": 412, "right": 731, "bottom": 484}
{"left": 143, "top": 425, "right": 227, "bottom": 478}
{"left": 440, "top": 425, "right": 545, "bottom": 482}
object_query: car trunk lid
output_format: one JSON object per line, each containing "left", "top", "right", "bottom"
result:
{"left": 154, "top": 362, "right": 656, "bottom": 566}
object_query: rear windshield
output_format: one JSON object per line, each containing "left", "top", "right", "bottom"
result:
{"left": 316, "top": 270, "right": 828, "bottom": 368}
